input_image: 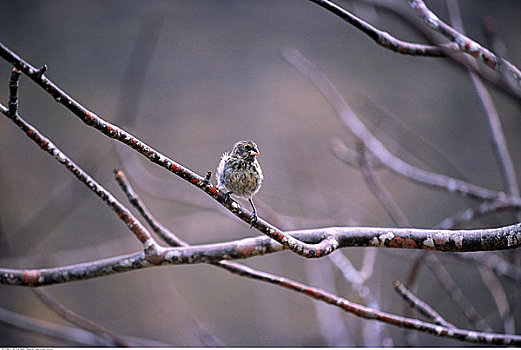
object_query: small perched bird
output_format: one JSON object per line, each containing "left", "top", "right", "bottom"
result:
{"left": 216, "top": 140, "right": 263, "bottom": 225}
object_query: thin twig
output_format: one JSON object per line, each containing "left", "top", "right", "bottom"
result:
{"left": 446, "top": 0, "right": 520, "bottom": 218}
{"left": 408, "top": 0, "right": 521, "bottom": 95}
{"left": 32, "top": 289, "right": 132, "bottom": 346}
{"left": 0, "top": 306, "right": 112, "bottom": 346}
{"left": 394, "top": 280, "right": 456, "bottom": 329}
{"left": 478, "top": 265, "right": 516, "bottom": 334}
{"left": 282, "top": 47, "right": 520, "bottom": 204}
{"left": 307, "top": 0, "right": 454, "bottom": 56}
{"left": 425, "top": 254, "right": 491, "bottom": 331}
{"left": 357, "top": 143, "right": 409, "bottom": 227}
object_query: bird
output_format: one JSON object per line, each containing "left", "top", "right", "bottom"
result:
{"left": 216, "top": 140, "right": 263, "bottom": 225}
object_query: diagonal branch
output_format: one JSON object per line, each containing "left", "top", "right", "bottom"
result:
{"left": 394, "top": 280, "right": 456, "bottom": 329}
{"left": 0, "top": 41, "right": 337, "bottom": 259}
{"left": 0, "top": 306, "right": 114, "bottom": 346}
{"left": 306, "top": 0, "right": 521, "bottom": 96}
{"left": 307, "top": 0, "right": 454, "bottom": 56}
{"left": 32, "top": 289, "right": 132, "bottom": 346}
{"left": 2, "top": 68, "right": 162, "bottom": 260}
{"left": 408, "top": 0, "right": 521, "bottom": 95}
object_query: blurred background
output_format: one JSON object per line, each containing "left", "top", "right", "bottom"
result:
{"left": 0, "top": 0, "right": 520, "bottom": 346}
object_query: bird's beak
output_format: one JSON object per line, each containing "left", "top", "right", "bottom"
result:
{"left": 249, "top": 150, "right": 259, "bottom": 156}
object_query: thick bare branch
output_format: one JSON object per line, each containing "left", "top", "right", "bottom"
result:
{"left": 117, "top": 169, "right": 518, "bottom": 345}
{"left": 1, "top": 220, "right": 521, "bottom": 286}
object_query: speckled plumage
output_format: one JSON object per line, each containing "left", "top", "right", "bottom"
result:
{"left": 216, "top": 140, "right": 263, "bottom": 223}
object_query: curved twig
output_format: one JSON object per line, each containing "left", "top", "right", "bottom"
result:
{"left": 306, "top": 0, "right": 521, "bottom": 96}
{"left": 307, "top": 0, "right": 454, "bottom": 56}
{"left": 408, "top": 0, "right": 521, "bottom": 94}
{"left": 283, "top": 47, "right": 521, "bottom": 205}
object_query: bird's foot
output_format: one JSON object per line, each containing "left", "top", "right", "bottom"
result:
{"left": 222, "top": 191, "right": 232, "bottom": 204}
{"left": 202, "top": 171, "right": 212, "bottom": 186}
{"left": 249, "top": 213, "right": 258, "bottom": 228}
{"left": 248, "top": 198, "right": 258, "bottom": 228}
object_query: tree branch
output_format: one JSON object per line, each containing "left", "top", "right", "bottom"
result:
{"left": 0, "top": 306, "right": 113, "bottom": 346}
{"left": 408, "top": 0, "right": 521, "bottom": 95}
{"left": 0, "top": 41, "right": 339, "bottom": 259}
{"left": 393, "top": 280, "right": 456, "bottom": 329}
{"left": 446, "top": 0, "right": 520, "bottom": 217}
{"left": 306, "top": 0, "right": 521, "bottom": 97}
{"left": 116, "top": 168, "right": 519, "bottom": 345}
{"left": 283, "top": 47, "right": 521, "bottom": 204}
{"left": 32, "top": 289, "right": 132, "bottom": 346}
{"left": 307, "top": 0, "right": 454, "bottom": 56}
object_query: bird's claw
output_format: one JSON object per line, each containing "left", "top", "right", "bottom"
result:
{"left": 202, "top": 171, "right": 212, "bottom": 186}
{"left": 249, "top": 213, "right": 258, "bottom": 228}
{"left": 222, "top": 191, "right": 232, "bottom": 204}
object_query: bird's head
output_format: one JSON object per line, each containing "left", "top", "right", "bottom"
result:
{"left": 231, "top": 140, "right": 260, "bottom": 160}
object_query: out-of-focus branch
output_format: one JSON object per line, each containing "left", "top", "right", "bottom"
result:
{"left": 283, "top": 47, "right": 521, "bottom": 205}
{"left": 425, "top": 254, "right": 491, "bottom": 331}
{"left": 477, "top": 265, "right": 516, "bottom": 334}
{"left": 437, "top": 199, "right": 520, "bottom": 229}
{"left": 330, "top": 137, "right": 381, "bottom": 169}
{"left": 445, "top": 0, "right": 520, "bottom": 219}
{"left": 0, "top": 306, "right": 113, "bottom": 346}
{"left": 460, "top": 253, "right": 521, "bottom": 285}
{"left": 357, "top": 143, "right": 409, "bottom": 227}
{"left": 32, "top": 289, "right": 132, "bottom": 347}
